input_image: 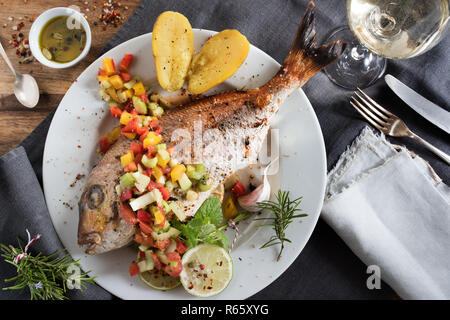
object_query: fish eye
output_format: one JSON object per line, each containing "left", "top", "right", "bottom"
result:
{"left": 86, "top": 185, "right": 105, "bottom": 209}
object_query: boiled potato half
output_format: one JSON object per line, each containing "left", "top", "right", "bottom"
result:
{"left": 187, "top": 29, "right": 250, "bottom": 95}
{"left": 152, "top": 11, "right": 194, "bottom": 92}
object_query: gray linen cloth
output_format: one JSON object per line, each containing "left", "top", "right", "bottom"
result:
{"left": 1, "top": 0, "right": 448, "bottom": 299}
{"left": 323, "top": 127, "right": 450, "bottom": 299}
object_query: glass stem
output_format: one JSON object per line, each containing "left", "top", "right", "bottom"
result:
{"left": 350, "top": 44, "right": 367, "bottom": 60}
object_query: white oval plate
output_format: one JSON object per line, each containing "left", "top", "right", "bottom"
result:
{"left": 42, "top": 29, "right": 326, "bottom": 300}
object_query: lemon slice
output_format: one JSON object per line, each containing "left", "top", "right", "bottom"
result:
{"left": 179, "top": 244, "right": 233, "bottom": 297}
{"left": 139, "top": 269, "right": 181, "bottom": 291}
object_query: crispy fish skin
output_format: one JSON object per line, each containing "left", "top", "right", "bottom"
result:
{"left": 78, "top": 1, "right": 345, "bottom": 254}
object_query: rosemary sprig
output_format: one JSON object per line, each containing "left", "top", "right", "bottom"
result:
{"left": 1, "top": 240, "right": 96, "bottom": 300}
{"left": 256, "top": 190, "right": 307, "bottom": 261}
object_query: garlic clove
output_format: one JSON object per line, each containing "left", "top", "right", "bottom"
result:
{"left": 237, "top": 157, "right": 277, "bottom": 212}
{"left": 238, "top": 183, "right": 269, "bottom": 212}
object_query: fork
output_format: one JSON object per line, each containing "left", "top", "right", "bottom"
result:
{"left": 350, "top": 88, "right": 450, "bottom": 165}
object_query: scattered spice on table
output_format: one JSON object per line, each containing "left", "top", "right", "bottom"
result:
{"left": 98, "top": 0, "right": 125, "bottom": 30}
{"left": 5, "top": 12, "right": 35, "bottom": 64}
{"left": 9, "top": 32, "right": 33, "bottom": 64}
{"left": 74, "top": 0, "right": 127, "bottom": 30}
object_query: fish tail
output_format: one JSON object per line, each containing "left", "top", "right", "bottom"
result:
{"left": 283, "top": 1, "right": 346, "bottom": 83}
{"left": 254, "top": 2, "right": 345, "bottom": 107}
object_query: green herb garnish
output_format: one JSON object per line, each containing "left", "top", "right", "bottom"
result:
{"left": 172, "top": 196, "right": 229, "bottom": 249}
{"left": 1, "top": 240, "right": 96, "bottom": 300}
{"left": 256, "top": 190, "right": 307, "bottom": 261}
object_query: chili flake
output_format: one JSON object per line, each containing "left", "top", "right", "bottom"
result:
{"left": 98, "top": 0, "right": 124, "bottom": 30}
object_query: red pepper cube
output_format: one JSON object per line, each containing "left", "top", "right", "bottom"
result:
{"left": 134, "top": 153, "right": 143, "bottom": 166}
{"left": 176, "top": 238, "right": 187, "bottom": 254}
{"left": 157, "top": 185, "right": 170, "bottom": 201}
{"left": 126, "top": 161, "right": 138, "bottom": 172}
{"left": 119, "top": 203, "right": 138, "bottom": 226}
{"left": 139, "top": 129, "right": 150, "bottom": 142}
{"left": 129, "top": 261, "right": 140, "bottom": 276}
{"left": 134, "top": 231, "right": 154, "bottom": 247}
{"left": 110, "top": 106, "right": 122, "bottom": 118}
{"left": 98, "top": 137, "right": 110, "bottom": 153}
{"left": 120, "top": 189, "right": 133, "bottom": 202}
{"left": 129, "top": 141, "right": 144, "bottom": 155}
{"left": 147, "top": 180, "right": 158, "bottom": 192}
{"left": 146, "top": 144, "right": 157, "bottom": 157}
{"left": 154, "top": 238, "right": 171, "bottom": 250}
{"left": 148, "top": 119, "right": 159, "bottom": 129}
{"left": 120, "top": 72, "right": 132, "bottom": 82}
{"left": 98, "top": 68, "right": 107, "bottom": 76}
{"left": 232, "top": 181, "right": 247, "bottom": 197}
{"left": 119, "top": 54, "right": 133, "bottom": 72}
{"left": 154, "top": 126, "right": 162, "bottom": 135}
{"left": 139, "top": 221, "right": 154, "bottom": 235}
{"left": 150, "top": 252, "right": 162, "bottom": 270}
{"left": 139, "top": 94, "right": 149, "bottom": 104}
{"left": 137, "top": 126, "right": 148, "bottom": 136}
{"left": 137, "top": 209, "right": 152, "bottom": 224}
{"left": 121, "top": 117, "right": 139, "bottom": 133}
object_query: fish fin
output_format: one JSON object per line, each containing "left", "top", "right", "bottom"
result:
{"left": 284, "top": 1, "right": 346, "bottom": 82}
{"left": 254, "top": 2, "right": 346, "bottom": 108}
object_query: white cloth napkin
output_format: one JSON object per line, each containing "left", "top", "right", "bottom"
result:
{"left": 322, "top": 127, "right": 450, "bottom": 300}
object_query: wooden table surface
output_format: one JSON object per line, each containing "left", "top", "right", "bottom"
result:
{"left": 0, "top": 0, "right": 140, "bottom": 156}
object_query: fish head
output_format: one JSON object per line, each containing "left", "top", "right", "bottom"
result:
{"left": 78, "top": 183, "right": 134, "bottom": 254}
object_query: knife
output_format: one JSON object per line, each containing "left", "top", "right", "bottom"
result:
{"left": 385, "top": 74, "right": 450, "bottom": 134}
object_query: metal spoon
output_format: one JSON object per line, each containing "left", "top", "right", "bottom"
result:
{"left": 0, "top": 41, "right": 39, "bottom": 108}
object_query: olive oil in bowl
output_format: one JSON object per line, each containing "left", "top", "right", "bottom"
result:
{"left": 39, "top": 16, "right": 86, "bottom": 63}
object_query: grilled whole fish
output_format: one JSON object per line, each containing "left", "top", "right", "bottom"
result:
{"left": 78, "top": 1, "right": 346, "bottom": 254}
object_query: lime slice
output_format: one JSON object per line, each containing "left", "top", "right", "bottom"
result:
{"left": 179, "top": 244, "right": 233, "bottom": 297}
{"left": 139, "top": 269, "right": 181, "bottom": 290}
{"left": 136, "top": 252, "right": 180, "bottom": 291}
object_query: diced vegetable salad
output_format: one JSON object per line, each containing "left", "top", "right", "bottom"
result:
{"left": 96, "top": 55, "right": 213, "bottom": 282}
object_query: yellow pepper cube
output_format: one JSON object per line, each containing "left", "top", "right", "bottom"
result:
{"left": 157, "top": 153, "right": 170, "bottom": 168}
{"left": 102, "top": 57, "right": 116, "bottom": 76}
{"left": 108, "top": 75, "right": 124, "bottom": 89}
{"left": 105, "top": 126, "right": 122, "bottom": 144}
{"left": 170, "top": 164, "right": 186, "bottom": 182}
{"left": 120, "top": 111, "right": 134, "bottom": 125}
{"left": 120, "top": 151, "right": 134, "bottom": 168}
{"left": 223, "top": 196, "right": 238, "bottom": 219}
{"left": 97, "top": 75, "right": 109, "bottom": 83}
{"left": 151, "top": 206, "right": 165, "bottom": 225}
{"left": 143, "top": 132, "right": 162, "bottom": 148}
{"left": 132, "top": 82, "right": 146, "bottom": 96}
{"left": 105, "top": 87, "right": 119, "bottom": 102}
{"left": 122, "top": 132, "right": 137, "bottom": 140}
{"left": 124, "top": 89, "right": 134, "bottom": 99}
{"left": 152, "top": 166, "right": 163, "bottom": 181}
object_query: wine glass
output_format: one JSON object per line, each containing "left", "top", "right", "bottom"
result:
{"left": 325, "top": 0, "right": 450, "bottom": 89}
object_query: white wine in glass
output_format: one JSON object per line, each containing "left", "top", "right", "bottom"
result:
{"left": 325, "top": 0, "right": 449, "bottom": 89}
